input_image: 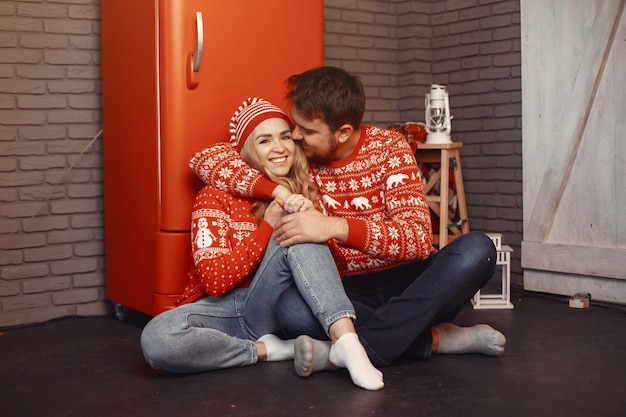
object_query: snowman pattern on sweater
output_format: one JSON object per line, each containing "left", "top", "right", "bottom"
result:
{"left": 195, "top": 217, "right": 216, "bottom": 248}
{"left": 176, "top": 186, "right": 273, "bottom": 305}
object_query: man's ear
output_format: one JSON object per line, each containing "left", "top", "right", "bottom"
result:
{"left": 336, "top": 124, "right": 355, "bottom": 144}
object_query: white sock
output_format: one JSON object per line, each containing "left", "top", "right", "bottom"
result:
{"left": 293, "top": 335, "right": 336, "bottom": 377}
{"left": 257, "top": 334, "right": 295, "bottom": 361}
{"left": 433, "top": 323, "right": 506, "bottom": 356}
{"left": 329, "top": 333, "right": 384, "bottom": 391}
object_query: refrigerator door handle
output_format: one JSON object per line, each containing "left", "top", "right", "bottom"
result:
{"left": 193, "top": 11, "right": 204, "bottom": 72}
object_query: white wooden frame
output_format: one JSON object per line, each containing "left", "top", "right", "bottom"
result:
{"left": 472, "top": 234, "right": 514, "bottom": 309}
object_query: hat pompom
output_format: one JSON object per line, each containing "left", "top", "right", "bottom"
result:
{"left": 229, "top": 97, "right": 291, "bottom": 152}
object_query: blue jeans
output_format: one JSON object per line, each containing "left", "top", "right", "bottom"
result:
{"left": 275, "top": 231, "right": 497, "bottom": 367}
{"left": 140, "top": 238, "right": 355, "bottom": 373}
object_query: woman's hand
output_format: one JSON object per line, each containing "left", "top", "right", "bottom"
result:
{"left": 279, "top": 194, "right": 315, "bottom": 213}
{"left": 271, "top": 184, "right": 291, "bottom": 199}
{"left": 263, "top": 199, "right": 285, "bottom": 228}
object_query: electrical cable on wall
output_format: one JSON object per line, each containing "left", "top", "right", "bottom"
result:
{"left": 0, "top": 129, "right": 104, "bottom": 245}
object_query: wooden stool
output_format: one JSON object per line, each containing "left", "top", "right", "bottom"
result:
{"left": 415, "top": 142, "right": 469, "bottom": 247}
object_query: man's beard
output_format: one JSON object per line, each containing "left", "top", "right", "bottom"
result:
{"left": 304, "top": 136, "right": 339, "bottom": 165}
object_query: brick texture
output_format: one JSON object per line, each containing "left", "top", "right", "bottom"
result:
{"left": 0, "top": 0, "right": 107, "bottom": 328}
{"left": 1, "top": 0, "right": 522, "bottom": 327}
{"left": 325, "top": 0, "right": 522, "bottom": 287}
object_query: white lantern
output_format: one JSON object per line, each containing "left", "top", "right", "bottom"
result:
{"left": 425, "top": 84, "right": 452, "bottom": 144}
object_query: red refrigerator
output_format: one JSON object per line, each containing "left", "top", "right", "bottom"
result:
{"left": 101, "top": 1, "right": 324, "bottom": 317}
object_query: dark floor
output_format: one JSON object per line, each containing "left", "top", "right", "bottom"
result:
{"left": 1, "top": 290, "right": 625, "bottom": 417}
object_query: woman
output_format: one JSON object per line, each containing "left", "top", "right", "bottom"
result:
{"left": 140, "top": 98, "right": 383, "bottom": 390}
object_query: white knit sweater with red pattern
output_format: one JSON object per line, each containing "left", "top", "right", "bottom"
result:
{"left": 190, "top": 125, "right": 436, "bottom": 277}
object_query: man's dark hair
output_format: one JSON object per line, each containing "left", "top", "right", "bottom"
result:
{"left": 285, "top": 66, "right": 365, "bottom": 132}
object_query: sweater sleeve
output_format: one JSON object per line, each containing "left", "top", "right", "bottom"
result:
{"left": 190, "top": 186, "right": 273, "bottom": 297}
{"left": 190, "top": 142, "right": 277, "bottom": 199}
{"left": 333, "top": 129, "right": 436, "bottom": 264}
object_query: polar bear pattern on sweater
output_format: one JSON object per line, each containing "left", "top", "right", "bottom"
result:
{"left": 386, "top": 173, "right": 409, "bottom": 188}
{"left": 322, "top": 194, "right": 341, "bottom": 209}
{"left": 350, "top": 196, "right": 371, "bottom": 210}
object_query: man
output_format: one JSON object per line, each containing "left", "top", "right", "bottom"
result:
{"left": 190, "top": 66, "right": 505, "bottom": 375}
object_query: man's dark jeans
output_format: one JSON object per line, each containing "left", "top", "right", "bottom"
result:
{"left": 275, "top": 231, "right": 497, "bottom": 367}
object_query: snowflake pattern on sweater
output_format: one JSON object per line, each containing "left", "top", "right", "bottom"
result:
{"left": 189, "top": 126, "right": 436, "bottom": 278}
{"left": 175, "top": 186, "right": 273, "bottom": 305}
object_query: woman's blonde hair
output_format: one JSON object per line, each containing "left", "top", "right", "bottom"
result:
{"left": 240, "top": 132, "right": 318, "bottom": 223}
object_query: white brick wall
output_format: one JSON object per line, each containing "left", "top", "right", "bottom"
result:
{"left": 0, "top": 0, "right": 522, "bottom": 327}
{"left": 0, "top": 0, "right": 107, "bottom": 328}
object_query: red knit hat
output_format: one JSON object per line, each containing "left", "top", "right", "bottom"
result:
{"left": 229, "top": 97, "right": 292, "bottom": 152}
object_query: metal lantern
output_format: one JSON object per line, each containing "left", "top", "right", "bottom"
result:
{"left": 425, "top": 84, "right": 452, "bottom": 144}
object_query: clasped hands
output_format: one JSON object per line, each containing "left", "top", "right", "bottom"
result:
{"left": 265, "top": 187, "right": 348, "bottom": 247}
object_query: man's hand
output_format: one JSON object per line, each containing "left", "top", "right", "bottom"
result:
{"left": 273, "top": 209, "right": 348, "bottom": 247}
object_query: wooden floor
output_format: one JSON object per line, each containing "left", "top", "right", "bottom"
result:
{"left": 1, "top": 290, "right": 624, "bottom": 417}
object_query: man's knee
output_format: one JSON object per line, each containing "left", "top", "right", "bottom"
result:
{"left": 456, "top": 231, "right": 497, "bottom": 261}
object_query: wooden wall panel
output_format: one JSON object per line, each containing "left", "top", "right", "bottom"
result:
{"left": 521, "top": 0, "right": 626, "bottom": 303}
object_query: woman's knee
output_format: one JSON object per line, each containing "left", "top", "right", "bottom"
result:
{"left": 140, "top": 316, "right": 177, "bottom": 370}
